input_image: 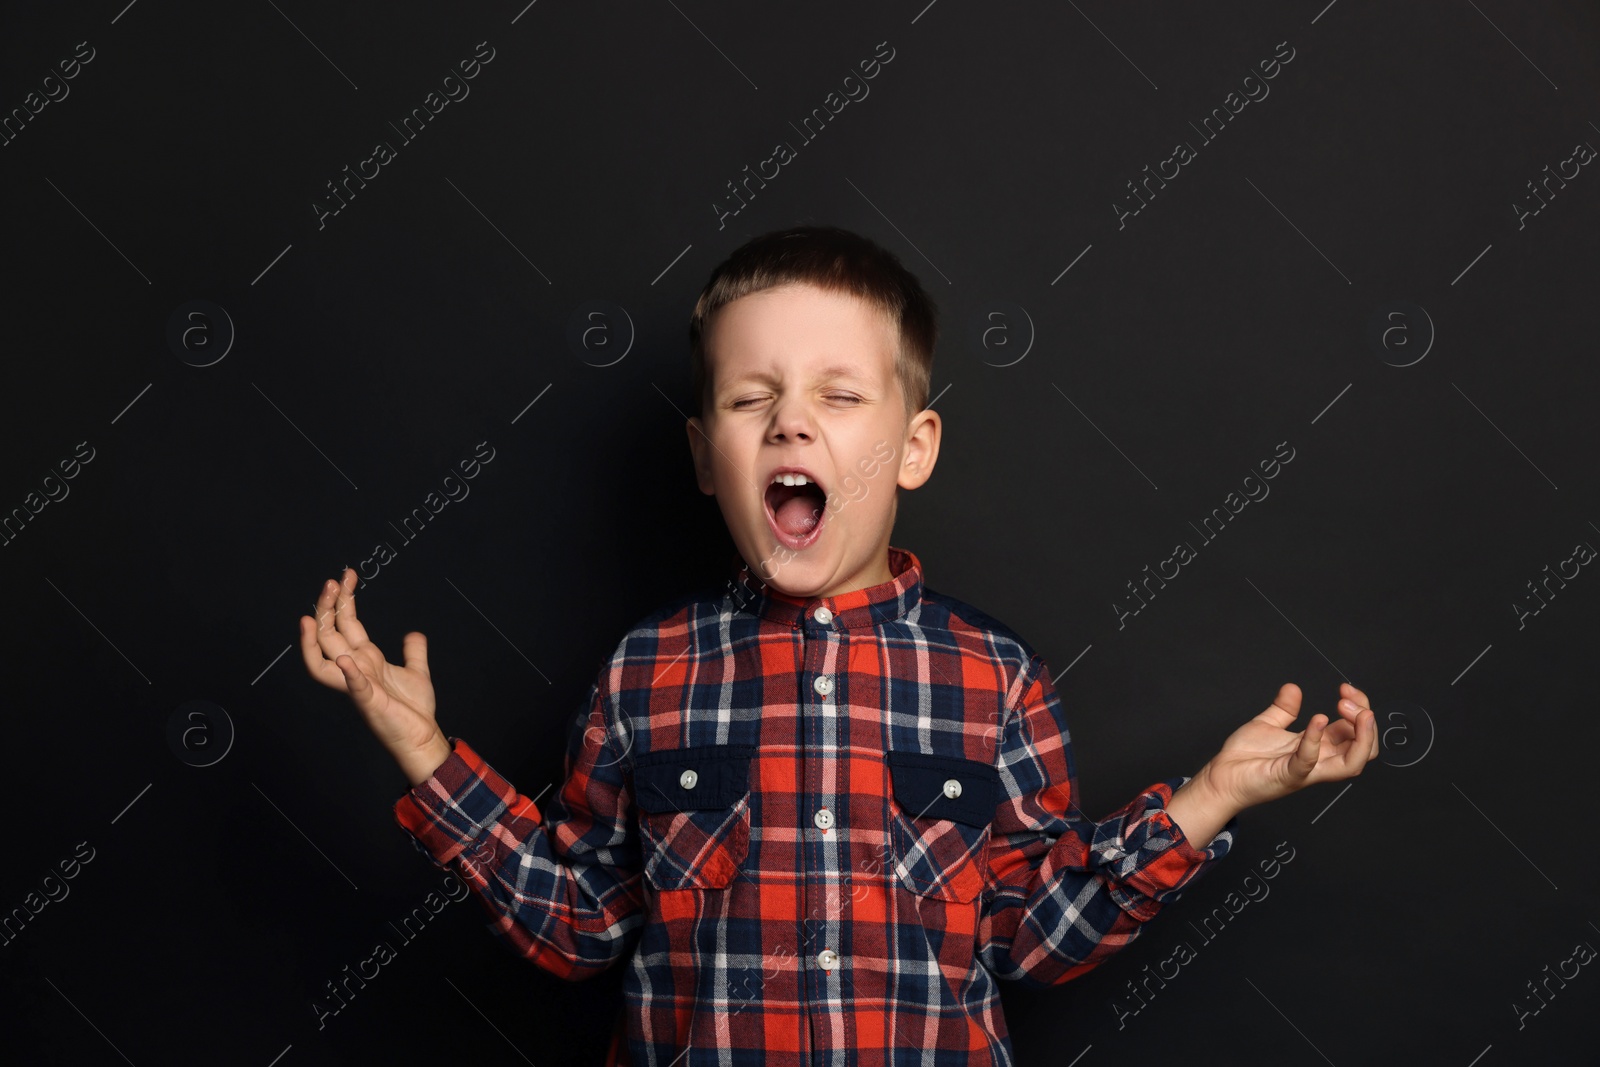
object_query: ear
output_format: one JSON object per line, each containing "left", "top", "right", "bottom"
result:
{"left": 686, "top": 415, "right": 716, "bottom": 495}
{"left": 896, "top": 407, "right": 941, "bottom": 490}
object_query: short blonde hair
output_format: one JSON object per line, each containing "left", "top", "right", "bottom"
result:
{"left": 688, "top": 226, "right": 938, "bottom": 421}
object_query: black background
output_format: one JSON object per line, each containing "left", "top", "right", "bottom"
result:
{"left": 1, "top": 1, "right": 1596, "bottom": 1064}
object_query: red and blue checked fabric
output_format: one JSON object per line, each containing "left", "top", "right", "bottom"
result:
{"left": 394, "top": 545, "right": 1237, "bottom": 1065}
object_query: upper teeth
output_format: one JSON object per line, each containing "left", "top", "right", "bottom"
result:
{"left": 772, "top": 473, "right": 811, "bottom": 486}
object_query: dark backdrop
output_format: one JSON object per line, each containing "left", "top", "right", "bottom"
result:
{"left": 2, "top": 2, "right": 1596, "bottom": 1064}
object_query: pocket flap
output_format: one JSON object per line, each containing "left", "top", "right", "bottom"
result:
{"left": 633, "top": 744, "right": 756, "bottom": 813}
{"left": 886, "top": 750, "right": 999, "bottom": 828}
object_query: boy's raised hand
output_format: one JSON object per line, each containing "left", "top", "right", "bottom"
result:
{"left": 299, "top": 567, "right": 453, "bottom": 787}
{"left": 1196, "top": 681, "right": 1381, "bottom": 812}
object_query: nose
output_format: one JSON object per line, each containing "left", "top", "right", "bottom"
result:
{"left": 766, "top": 393, "right": 814, "bottom": 443}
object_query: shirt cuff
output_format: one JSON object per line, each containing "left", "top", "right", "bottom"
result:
{"left": 392, "top": 737, "right": 545, "bottom": 869}
{"left": 1099, "top": 776, "right": 1238, "bottom": 919}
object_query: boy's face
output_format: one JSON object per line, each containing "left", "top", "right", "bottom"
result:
{"left": 687, "top": 282, "right": 941, "bottom": 601}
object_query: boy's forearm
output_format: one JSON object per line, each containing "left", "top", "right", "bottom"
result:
{"left": 1161, "top": 766, "right": 1239, "bottom": 852}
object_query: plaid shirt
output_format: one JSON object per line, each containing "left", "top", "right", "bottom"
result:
{"left": 394, "top": 545, "right": 1237, "bottom": 1065}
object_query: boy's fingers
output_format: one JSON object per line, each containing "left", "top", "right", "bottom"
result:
{"left": 299, "top": 615, "right": 346, "bottom": 689}
{"left": 1331, "top": 712, "right": 1374, "bottom": 776}
{"left": 334, "top": 568, "right": 372, "bottom": 647}
{"left": 313, "top": 578, "right": 356, "bottom": 662}
{"left": 336, "top": 654, "right": 380, "bottom": 713}
{"left": 1342, "top": 714, "right": 1371, "bottom": 774}
{"left": 1257, "top": 682, "right": 1303, "bottom": 729}
{"left": 1293, "top": 714, "right": 1323, "bottom": 780}
{"left": 1321, "top": 717, "right": 1356, "bottom": 747}
{"left": 1340, "top": 682, "right": 1371, "bottom": 710}
{"left": 401, "top": 631, "right": 430, "bottom": 678}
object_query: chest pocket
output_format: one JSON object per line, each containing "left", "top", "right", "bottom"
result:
{"left": 886, "top": 750, "right": 1000, "bottom": 904}
{"left": 632, "top": 744, "right": 755, "bottom": 891}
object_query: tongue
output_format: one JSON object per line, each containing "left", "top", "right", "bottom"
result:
{"left": 774, "top": 491, "right": 822, "bottom": 537}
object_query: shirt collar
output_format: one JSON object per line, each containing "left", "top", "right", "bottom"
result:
{"left": 725, "top": 545, "right": 923, "bottom": 629}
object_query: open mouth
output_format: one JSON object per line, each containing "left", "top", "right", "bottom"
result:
{"left": 764, "top": 474, "right": 828, "bottom": 550}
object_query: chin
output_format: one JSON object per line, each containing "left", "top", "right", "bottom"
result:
{"left": 754, "top": 551, "right": 821, "bottom": 589}
{"left": 743, "top": 535, "right": 834, "bottom": 591}
{"left": 765, "top": 568, "right": 825, "bottom": 596}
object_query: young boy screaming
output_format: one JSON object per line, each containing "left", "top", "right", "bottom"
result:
{"left": 301, "top": 226, "right": 1379, "bottom": 1066}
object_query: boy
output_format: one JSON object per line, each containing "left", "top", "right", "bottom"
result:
{"left": 299, "top": 226, "right": 1378, "bottom": 1065}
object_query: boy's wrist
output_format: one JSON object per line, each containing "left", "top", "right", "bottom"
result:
{"left": 1163, "top": 763, "right": 1241, "bottom": 853}
{"left": 401, "top": 731, "right": 454, "bottom": 789}
{"left": 1182, "top": 762, "right": 1240, "bottom": 814}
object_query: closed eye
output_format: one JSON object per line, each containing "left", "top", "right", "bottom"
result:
{"left": 729, "top": 394, "right": 863, "bottom": 408}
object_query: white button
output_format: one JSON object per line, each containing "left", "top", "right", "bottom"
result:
{"left": 943, "top": 778, "right": 962, "bottom": 799}
{"left": 817, "top": 949, "right": 839, "bottom": 970}
{"left": 813, "top": 606, "right": 833, "bottom": 625}
{"left": 813, "top": 808, "right": 834, "bottom": 830}
{"left": 813, "top": 675, "right": 833, "bottom": 696}
{"left": 680, "top": 769, "right": 698, "bottom": 790}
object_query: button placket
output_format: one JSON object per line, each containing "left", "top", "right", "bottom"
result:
{"left": 801, "top": 622, "right": 845, "bottom": 1005}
